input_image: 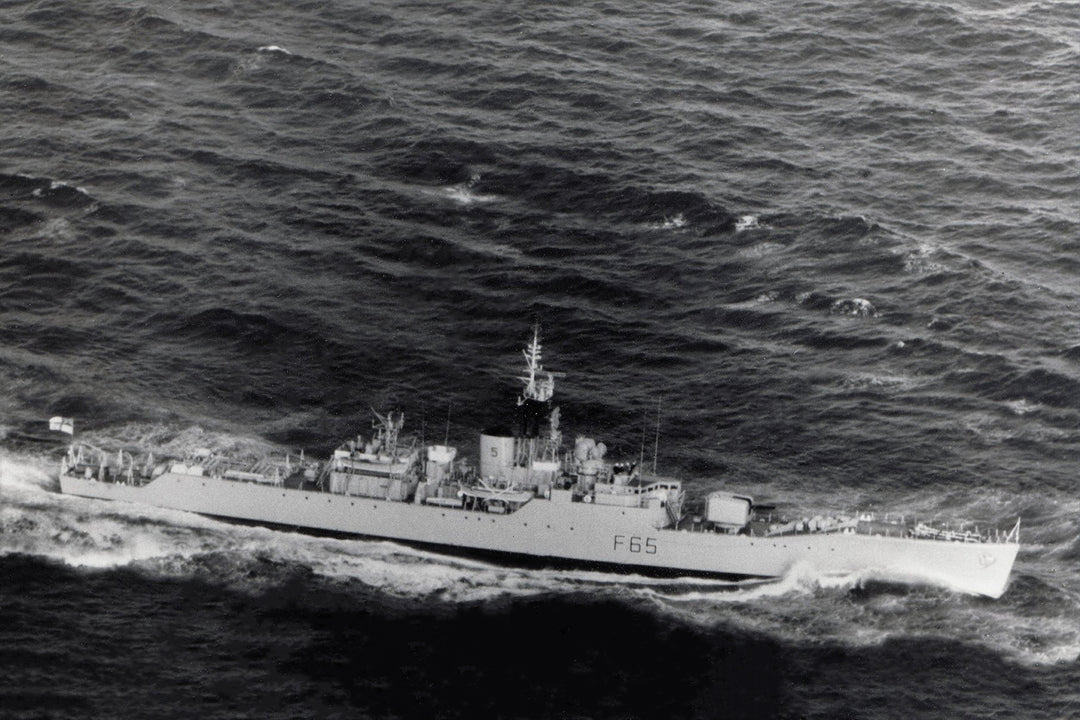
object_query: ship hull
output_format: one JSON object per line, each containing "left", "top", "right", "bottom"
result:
{"left": 59, "top": 472, "right": 1018, "bottom": 598}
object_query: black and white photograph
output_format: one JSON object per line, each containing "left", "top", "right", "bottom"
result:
{"left": 1, "top": 0, "right": 1078, "bottom": 717}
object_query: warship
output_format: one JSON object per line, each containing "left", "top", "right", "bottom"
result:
{"left": 57, "top": 329, "right": 1020, "bottom": 598}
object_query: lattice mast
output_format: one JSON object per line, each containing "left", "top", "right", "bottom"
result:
{"left": 515, "top": 325, "right": 560, "bottom": 465}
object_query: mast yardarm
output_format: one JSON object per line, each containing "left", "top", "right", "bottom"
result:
{"left": 518, "top": 326, "right": 555, "bottom": 404}
{"left": 515, "top": 325, "right": 559, "bottom": 441}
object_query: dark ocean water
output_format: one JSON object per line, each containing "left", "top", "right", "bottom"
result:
{"left": 2, "top": 0, "right": 1080, "bottom": 717}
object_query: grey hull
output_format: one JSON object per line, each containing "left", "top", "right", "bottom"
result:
{"left": 59, "top": 471, "right": 1018, "bottom": 598}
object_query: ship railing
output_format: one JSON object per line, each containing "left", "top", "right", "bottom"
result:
{"left": 905, "top": 517, "right": 1021, "bottom": 544}
{"left": 190, "top": 451, "right": 315, "bottom": 487}
{"left": 63, "top": 442, "right": 145, "bottom": 485}
{"left": 759, "top": 515, "right": 858, "bottom": 537}
{"left": 1005, "top": 517, "right": 1021, "bottom": 544}
{"left": 743, "top": 510, "right": 1018, "bottom": 544}
{"left": 683, "top": 501, "right": 1020, "bottom": 543}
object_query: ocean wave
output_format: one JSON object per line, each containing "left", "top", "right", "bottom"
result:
{"left": 623, "top": 189, "right": 734, "bottom": 233}
{"left": 0, "top": 205, "right": 43, "bottom": 232}
{"left": 650, "top": 564, "right": 1080, "bottom": 667}
{"left": 735, "top": 214, "right": 762, "bottom": 232}
{"left": 979, "top": 367, "right": 1080, "bottom": 410}
{"left": 838, "top": 372, "right": 922, "bottom": 393}
{"left": 437, "top": 184, "right": 499, "bottom": 206}
{"left": 0, "top": 172, "right": 94, "bottom": 209}
{"left": 378, "top": 137, "right": 499, "bottom": 186}
{"left": 830, "top": 297, "right": 877, "bottom": 317}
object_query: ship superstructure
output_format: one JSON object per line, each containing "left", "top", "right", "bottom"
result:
{"left": 57, "top": 327, "right": 1021, "bottom": 598}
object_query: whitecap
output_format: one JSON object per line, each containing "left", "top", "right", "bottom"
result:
{"left": 736, "top": 242, "right": 785, "bottom": 259}
{"left": 440, "top": 185, "right": 498, "bottom": 205}
{"left": 660, "top": 213, "right": 687, "bottom": 229}
{"left": 257, "top": 45, "right": 292, "bottom": 55}
{"left": 43, "top": 217, "right": 73, "bottom": 240}
{"left": 642, "top": 213, "right": 688, "bottom": 230}
{"left": 840, "top": 372, "right": 918, "bottom": 392}
{"left": 49, "top": 179, "right": 87, "bottom": 193}
{"left": 1004, "top": 398, "right": 1040, "bottom": 416}
{"left": 734, "top": 214, "right": 760, "bottom": 231}
{"left": 830, "top": 297, "right": 876, "bottom": 317}
{"left": 902, "top": 243, "right": 946, "bottom": 275}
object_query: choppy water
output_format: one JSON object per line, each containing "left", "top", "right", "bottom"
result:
{"left": 2, "top": 0, "right": 1080, "bottom": 717}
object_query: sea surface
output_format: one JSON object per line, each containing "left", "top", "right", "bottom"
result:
{"left": 2, "top": 0, "right": 1080, "bottom": 717}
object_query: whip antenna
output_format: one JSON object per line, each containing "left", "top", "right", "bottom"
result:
{"left": 639, "top": 406, "right": 648, "bottom": 470}
{"left": 652, "top": 396, "right": 661, "bottom": 474}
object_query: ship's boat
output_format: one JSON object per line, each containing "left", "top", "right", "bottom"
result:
{"left": 57, "top": 328, "right": 1021, "bottom": 598}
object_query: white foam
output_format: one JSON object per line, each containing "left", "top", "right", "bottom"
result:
{"left": 737, "top": 242, "right": 785, "bottom": 258}
{"left": 27, "top": 180, "right": 90, "bottom": 197}
{"left": 50, "top": 179, "right": 87, "bottom": 193}
{"left": 735, "top": 214, "right": 760, "bottom": 231}
{"left": 656, "top": 562, "right": 864, "bottom": 605}
{"left": 0, "top": 454, "right": 54, "bottom": 493}
{"left": 830, "top": 297, "right": 877, "bottom": 317}
{"left": 441, "top": 185, "right": 498, "bottom": 205}
{"left": 655, "top": 213, "right": 687, "bottom": 229}
{"left": 1004, "top": 398, "right": 1041, "bottom": 415}
{"left": 840, "top": 372, "right": 921, "bottom": 393}
{"left": 257, "top": 45, "right": 292, "bottom": 55}
{"left": 43, "top": 217, "right": 74, "bottom": 240}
